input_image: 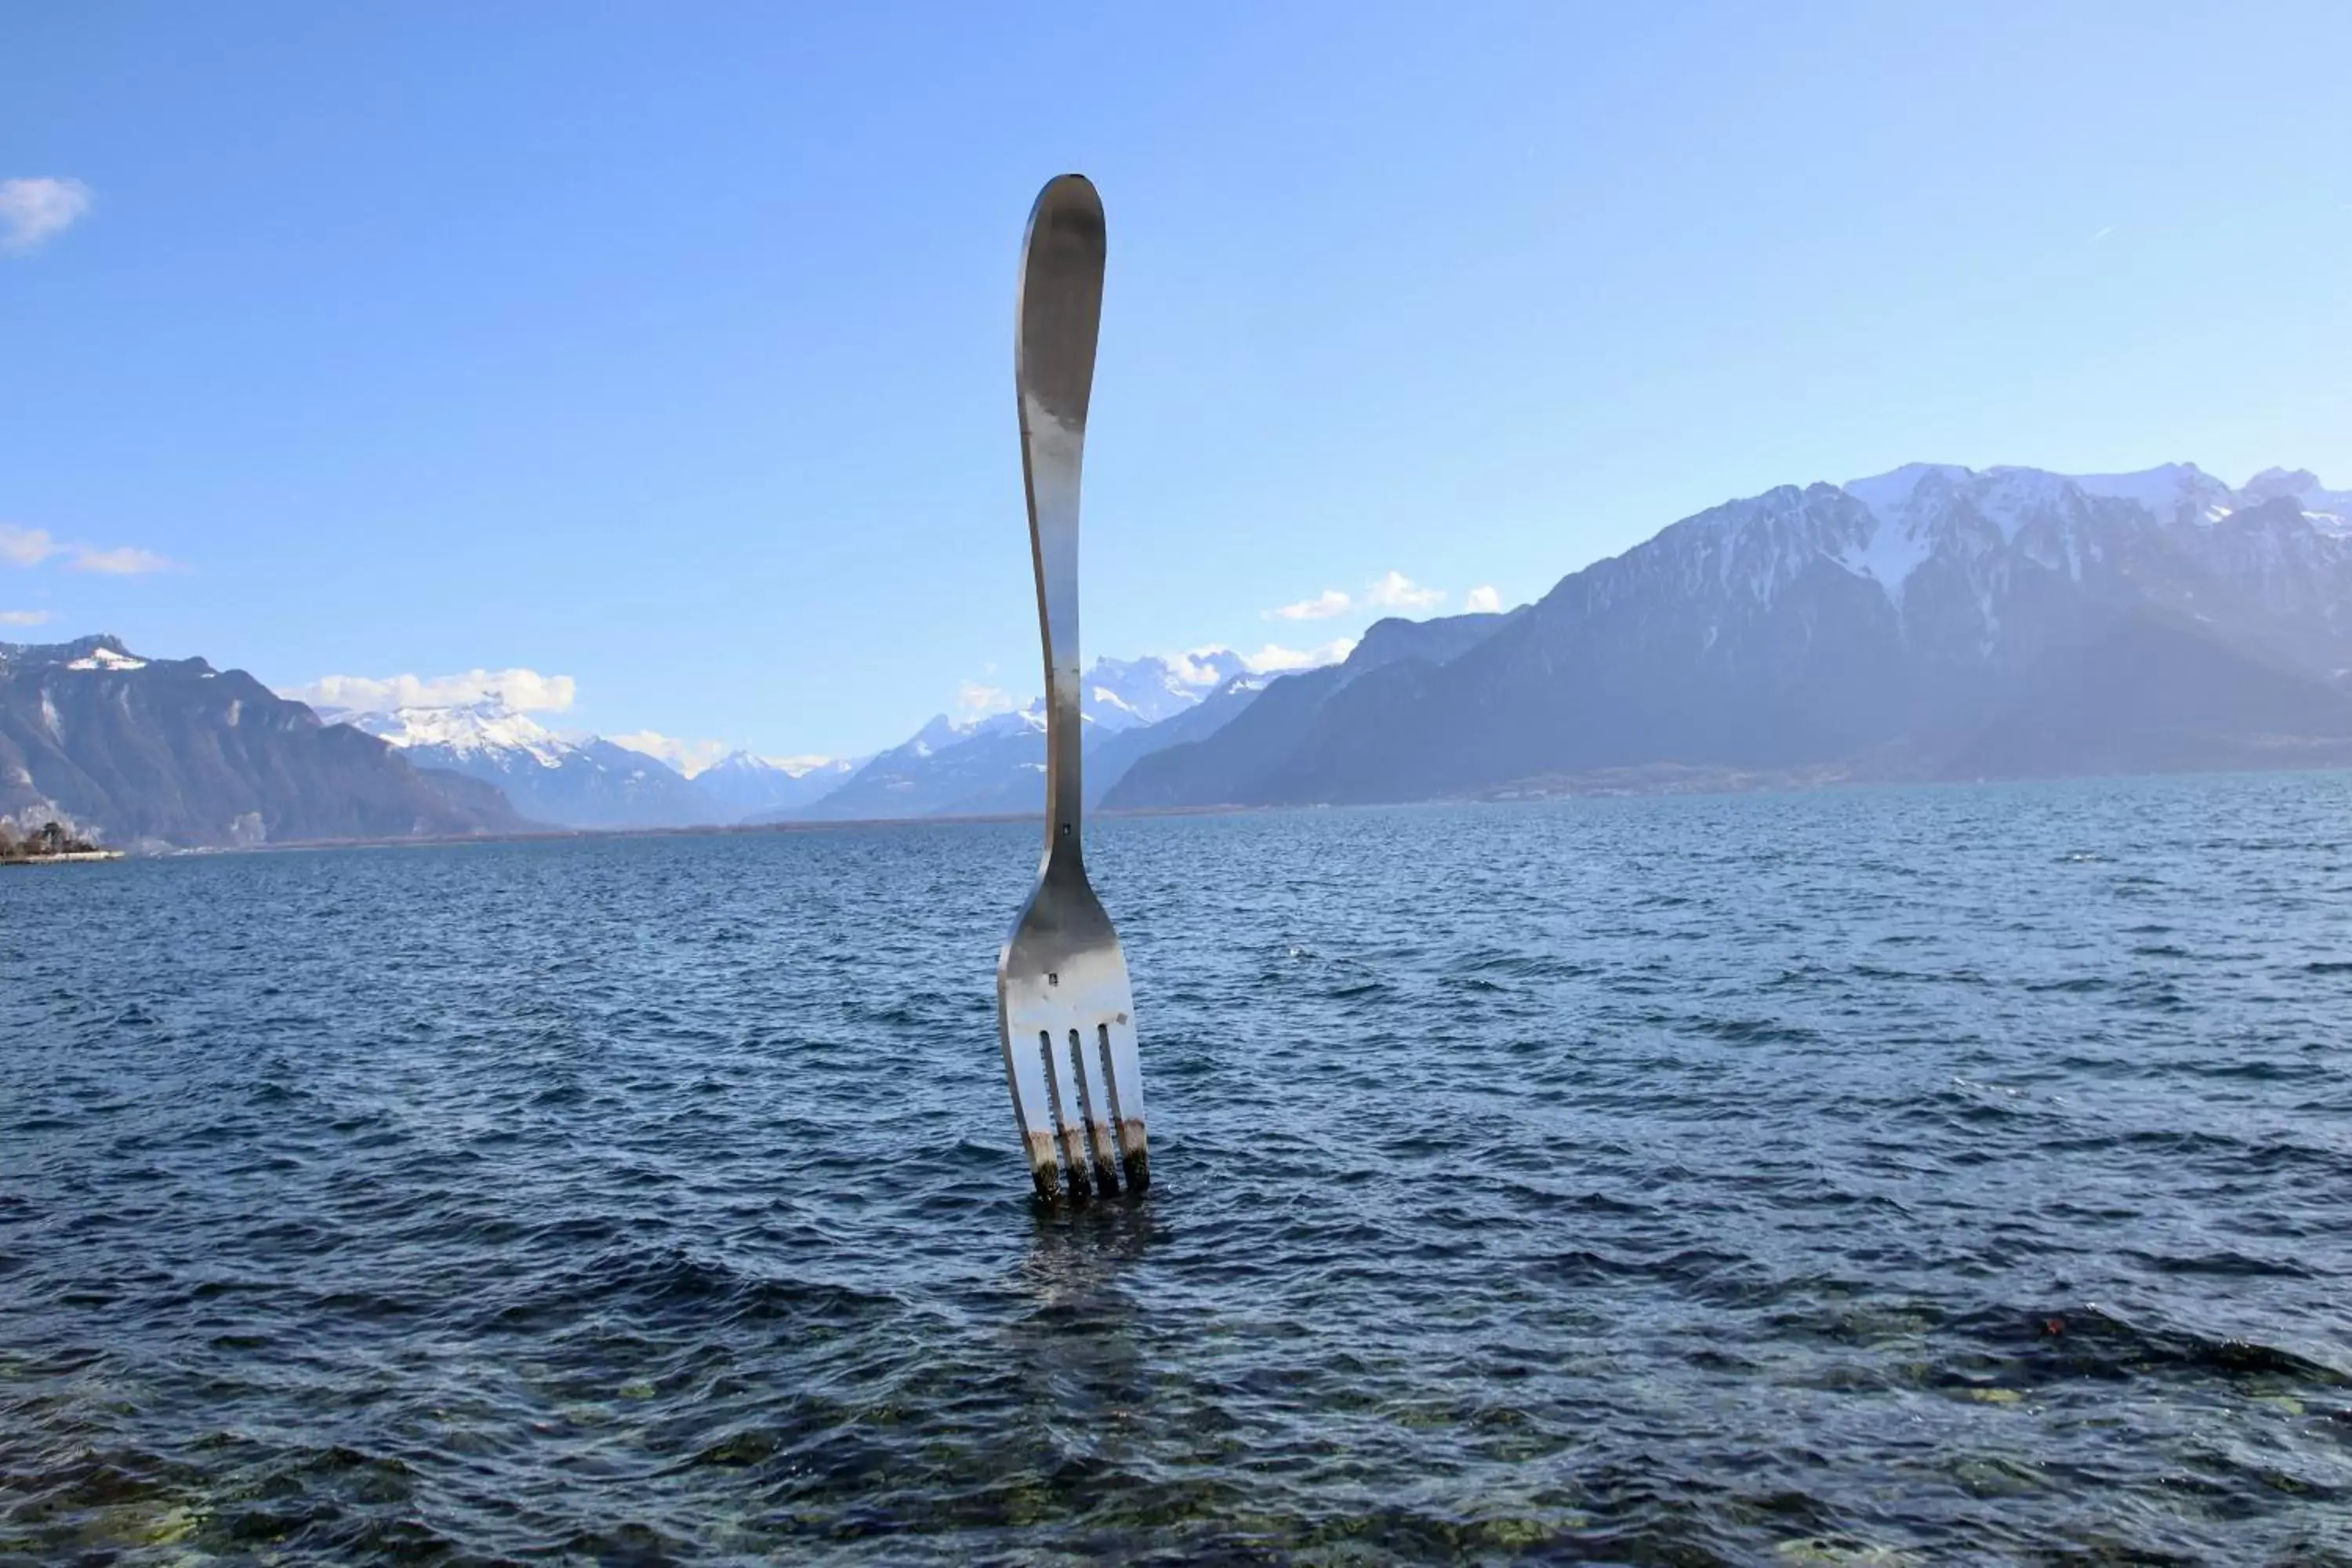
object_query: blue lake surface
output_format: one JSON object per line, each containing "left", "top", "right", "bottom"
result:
{"left": 4, "top": 774, "right": 2350, "bottom": 1564}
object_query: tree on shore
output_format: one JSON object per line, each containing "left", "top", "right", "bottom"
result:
{"left": 0, "top": 819, "right": 102, "bottom": 859}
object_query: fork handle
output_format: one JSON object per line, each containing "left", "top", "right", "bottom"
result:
{"left": 1015, "top": 175, "right": 1105, "bottom": 862}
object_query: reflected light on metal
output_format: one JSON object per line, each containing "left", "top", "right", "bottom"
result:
{"left": 995, "top": 173, "right": 1149, "bottom": 1203}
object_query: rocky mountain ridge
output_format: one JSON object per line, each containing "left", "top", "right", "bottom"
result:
{"left": 296, "top": 652, "right": 1268, "bottom": 831}
{"left": 16, "top": 460, "right": 2347, "bottom": 845}
{"left": 691, "top": 750, "right": 860, "bottom": 819}
{"left": 765, "top": 653, "right": 1268, "bottom": 822}
{"left": 1105, "top": 461, "right": 2352, "bottom": 808}
{"left": 0, "top": 635, "right": 525, "bottom": 847}
{"left": 343, "top": 702, "right": 722, "bottom": 830}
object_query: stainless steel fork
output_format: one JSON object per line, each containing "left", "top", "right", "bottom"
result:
{"left": 996, "top": 174, "right": 1149, "bottom": 1203}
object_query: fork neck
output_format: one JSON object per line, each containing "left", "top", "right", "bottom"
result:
{"left": 1025, "top": 416, "right": 1086, "bottom": 865}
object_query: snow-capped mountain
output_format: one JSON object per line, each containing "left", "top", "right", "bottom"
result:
{"left": 1084, "top": 650, "right": 1250, "bottom": 731}
{"left": 1090, "top": 670, "right": 1274, "bottom": 801}
{"left": 1105, "top": 615, "right": 1513, "bottom": 809}
{"left": 781, "top": 706, "right": 1055, "bottom": 821}
{"left": 1108, "top": 462, "right": 2352, "bottom": 807}
{"left": 2239, "top": 466, "right": 2352, "bottom": 528}
{"left": 26, "top": 459, "right": 2344, "bottom": 844}
{"left": 691, "top": 750, "right": 860, "bottom": 819}
{"left": 345, "top": 700, "right": 572, "bottom": 766}
{"left": 768, "top": 652, "right": 1281, "bottom": 822}
{"left": 1727, "top": 461, "right": 2352, "bottom": 675}
{"left": 1, "top": 635, "right": 524, "bottom": 847}
{"left": 347, "top": 700, "right": 720, "bottom": 829}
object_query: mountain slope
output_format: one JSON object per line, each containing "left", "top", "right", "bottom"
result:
{"left": 1103, "top": 612, "right": 1518, "bottom": 809}
{"left": 1942, "top": 613, "right": 2352, "bottom": 780}
{"left": 1106, "top": 463, "right": 2352, "bottom": 806}
{"left": 775, "top": 653, "right": 1269, "bottom": 822}
{"left": 350, "top": 702, "right": 720, "bottom": 829}
{"left": 1084, "top": 650, "right": 1249, "bottom": 730}
{"left": 690, "top": 751, "right": 860, "bottom": 821}
{"left": 0, "top": 636, "right": 525, "bottom": 847}
{"left": 777, "top": 709, "right": 1057, "bottom": 821}
{"left": 1089, "top": 673, "right": 1270, "bottom": 806}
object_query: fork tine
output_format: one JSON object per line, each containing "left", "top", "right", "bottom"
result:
{"left": 1065, "top": 1026, "right": 1123, "bottom": 1195}
{"left": 1035, "top": 1026, "right": 1095, "bottom": 1199}
{"left": 1000, "top": 1020, "right": 1064, "bottom": 1202}
{"left": 1096, "top": 1014, "right": 1149, "bottom": 1193}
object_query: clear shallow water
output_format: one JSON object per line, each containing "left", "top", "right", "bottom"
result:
{"left": 3, "top": 775, "right": 2350, "bottom": 1566}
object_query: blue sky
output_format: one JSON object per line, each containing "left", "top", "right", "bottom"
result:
{"left": 5, "top": 2, "right": 2347, "bottom": 763}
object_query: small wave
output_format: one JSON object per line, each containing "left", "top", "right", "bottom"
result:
{"left": 1696, "top": 1018, "right": 1821, "bottom": 1045}
{"left": 1951, "top": 1305, "right": 2350, "bottom": 1389}
{"left": 8, "top": 785, "right": 2350, "bottom": 1563}
{"left": 2122, "top": 1248, "right": 2321, "bottom": 1280}
{"left": 465, "top": 1246, "right": 899, "bottom": 1336}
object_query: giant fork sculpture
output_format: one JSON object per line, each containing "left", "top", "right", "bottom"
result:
{"left": 995, "top": 174, "right": 1149, "bottom": 1202}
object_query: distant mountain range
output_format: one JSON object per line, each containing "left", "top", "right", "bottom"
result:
{"left": 693, "top": 749, "right": 860, "bottom": 820}
{"left": 338, "top": 702, "right": 726, "bottom": 830}
{"left": 312, "top": 651, "right": 1261, "bottom": 831}
{"left": 10, "top": 461, "right": 2349, "bottom": 848}
{"left": 1106, "top": 462, "right": 2352, "bottom": 807}
{"left": 0, "top": 636, "right": 525, "bottom": 848}
{"left": 767, "top": 652, "right": 1258, "bottom": 822}
{"left": 1102, "top": 612, "right": 1518, "bottom": 809}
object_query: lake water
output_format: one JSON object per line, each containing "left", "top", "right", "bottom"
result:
{"left": 4, "top": 774, "right": 2350, "bottom": 1565}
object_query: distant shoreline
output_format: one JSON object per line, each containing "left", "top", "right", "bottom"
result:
{"left": 223, "top": 805, "right": 1231, "bottom": 855}
{"left": 85, "top": 760, "right": 2351, "bottom": 858}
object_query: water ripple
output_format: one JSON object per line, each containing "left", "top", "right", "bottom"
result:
{"left": 4, "top": 772, "right": 2351, "bottom": 1563}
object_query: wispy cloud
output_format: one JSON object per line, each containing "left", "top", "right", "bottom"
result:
{"left": 1269, "top": 571, "right": 1446, "bottom": 623}
{"left": 1166, "top": 641, "right": 1352, "bottom": 681}
{"left": 606, "top": 730, "right": 733, "bottom": 777}
{"left": 1160, "top": 648, "right": 1240, "bottom": 687}
{"left": 955, "top": 680, "right": 1015, "bottom": 720}
{"left": 1463, "top": 585, "right": 1503, "bottom": 614}
{"left": 764, "top": 753, "right": 844, "bottom": 776}
{"left": 1363, "top": 570, "right": 1446, "bottom": 612}
{"left": 279, "top": 667, "right": 579, "bottom": 714}
{"left": 1243, "top": 637, "right": 1356, "bottom": 672}
{"left": 0, "top": 177, "right": 93, "bottom": 254}
{"left": 0, "top": 524, "right": 63, "bottom": 568}
{"left": 4, "top": 523, "right": 180, "bottom": 574}
{"left": 67, "top": 544, "right": 180, "bottom": 575}
{"left": 0, "top": 609, "right": 54, "bottom": 627}
{"left": 2090, "top": 224, "right": 2114, "bottom": 242}
{"left": 1269, "top": 588, "right": 1352, "bottom": 622}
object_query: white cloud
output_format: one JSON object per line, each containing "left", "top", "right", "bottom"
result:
{"left": 279, "top": 667, "right": 579, "bottom": 714}
{"left": 1269, "top": 588, "right": 1352, "bottom": 622}
{"left": 1162, "top": 648, "right": 1236, "bottom": 687}
{"left": 0, "top": 524, "right": 62, "bottom": 567}
{"left": 4, "top": 525, "right": 180, "bottom": 574}
{"left": 764, "top": 753, "right": 843, "bottom": 776}
{"left": 67, "top": 543, "right": 180, "bottom": 575}
{"left": 606, "top": 730, "right": 733, "bottom": 777}
{"left": 0, "top": 177, "right": 93, "bottom": 254}
{"left": 1267, "top": 573, "right": 1446, "bottom": 622}
{"left": 1243, "top": 637, "right": 1357, "bottom": 672}
{"left": 1166, "top": 641, "right": 1353, "bottom": 681}
{"left": 1464, "top": 585, "right": 1503, "bottom": 614}
{"left": 1363, "top": 570, "right": 1446, "bottom": 611}
{"left": 956, "top": 680, "right": 1015, "bottom": 720}
{"left": 1, "top": 609, "right": 54, "bottom": 627}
